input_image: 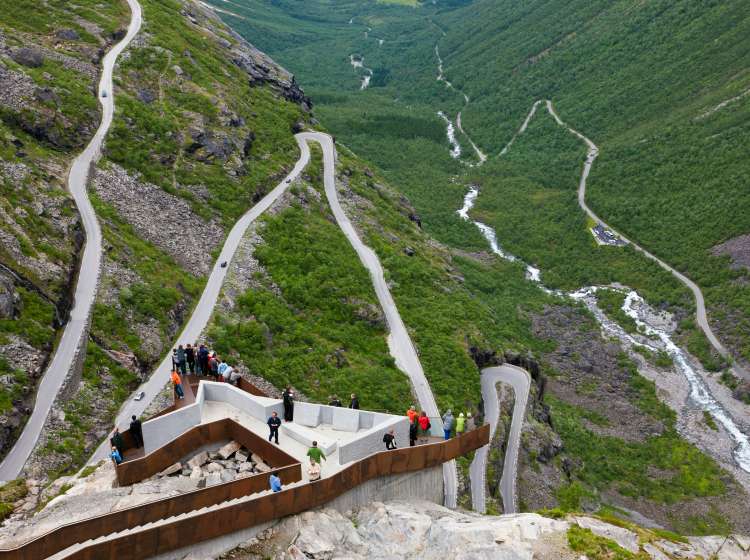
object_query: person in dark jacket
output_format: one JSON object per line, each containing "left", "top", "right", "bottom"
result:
{"left": 349, "top": 393, "right": 359, "bottom": 409}
{"left": 197, "top": 344, "right": 209, "bottom": 376}
{"left": 409, "top": 421, "right": 417, "bottom": 447}
{"left": 185, "top": 343, "right": 195, "bottom": 374}
{"left": 176, "top": 345, "right": 187, "bottom": 375}
{"left": 383, "top": 429, "right": 397, "bottom": 450}
{"left": 110, "top": 427, "right": 125, "bottom": 456}
{"left": 328, "top": 395, "right": 342, "bottom": 407}
{"left": 282, "top": 386, "right": 294, "bottom": 421}
{"left": 267, "top": 411, "right": 281, "bottom": 444}
{"left": 129, "top": 415, "right": 143, "bottom": 448}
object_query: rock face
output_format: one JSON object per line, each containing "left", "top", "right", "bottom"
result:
{"left": 222, "top": 500, "right": 750, "bottom": 560}
{"left": 92, "top": 164, "right": 224, "bottom": 276}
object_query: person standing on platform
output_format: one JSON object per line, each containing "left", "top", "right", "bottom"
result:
{"left": 186, "top": 343, "right": 195, "bottom": 374}
{"left": 129, "top": 415, "right": 143, "bottom": 448}
{"left": 171, "top": 370, "right": 185, "bottom": 399}
{"left": 267, "top": 411, "right": 281, "bottom": 444}
{"left": 282, "top": 386, "right": 294, "bottom": 422}
{"left": 349, "top": 393, "right": 359, "bottom": 409}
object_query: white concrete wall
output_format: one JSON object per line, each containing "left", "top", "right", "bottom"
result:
{"left": 202, "top": 382, "right": 283, "bottom": 422}
{"left": 338, "top": 416, "right": 409, "bottom": 464}
{"left": 142, "top": 401, "right": 201, "bottom": 454}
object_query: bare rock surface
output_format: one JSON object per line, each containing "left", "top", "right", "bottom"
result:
{"left": 92, "top": 164, "right": 224, "bottom": 275}
{"left": 712, "top": 234, "right": 750, "bottom": 270}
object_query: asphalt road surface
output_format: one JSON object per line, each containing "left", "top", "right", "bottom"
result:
{"left": 0, "top": 0, "right": 143, "bottom": 482}
{"left": 469, "top": 365, "right": 530, "bottom": 514}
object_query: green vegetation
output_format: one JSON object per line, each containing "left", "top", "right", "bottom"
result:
{"left": 209, "top": 151, "right": 412, "bottom": 412}
{"left": 703, "top": 411, "right": 718, "bottom": 431}
{"left": 596, "top": 289, "right": 638, "bottom": 335}
{"left": 567, "top": 525, "right": 647, "bottom": 560}
{"left": 0, "top": 479, "right": 27, "bottom": 522}
{"left": 0, "top": 357, "right": 30, "bottom": 415}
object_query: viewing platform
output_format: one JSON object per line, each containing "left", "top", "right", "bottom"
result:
{"left": 0, "top": 376, "right": 488, "bottom": 560}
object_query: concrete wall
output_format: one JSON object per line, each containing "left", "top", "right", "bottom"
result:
{"left": 338, "top": 416, "right": 409, "bottom": 464}
{"left": 142, "top": 401, "right": 201, "bottom": 454}
{"left": 202, "top": 382, "right": 283, "bottom": 422}
{"left": 325, "top": 465, "right": 444, "bottom": 513}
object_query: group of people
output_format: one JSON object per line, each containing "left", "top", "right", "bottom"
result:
{"left": 110, "top": 415, "right": 144, "bottom": 465}
{"left": 405, "top": 406, "right": 475, "bottom": 447}
{"left": 267, "top": 439, "right": 326, "bottom": 492}
{"left": 281, "top": 386, "right": 361, "bottom": 423}
{"left": 171, "top": 343, "right": 241, "bottom": 384}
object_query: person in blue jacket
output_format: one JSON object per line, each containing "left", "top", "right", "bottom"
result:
{"left": 269, "top": 473, "right": 282, "bottom": 492}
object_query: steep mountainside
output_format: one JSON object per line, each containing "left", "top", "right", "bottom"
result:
{"left": 0, "top": 0, "right": 131, "bottom": 460}
{"left": 206, "top": 0, "right": 750, "bottom": 534}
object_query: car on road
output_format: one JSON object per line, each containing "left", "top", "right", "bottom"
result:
{"left": 101, "top": 90, "right": 108, "bottom": 98}
{"left": 134, "top": 390, "right": 145, "bottom": 401}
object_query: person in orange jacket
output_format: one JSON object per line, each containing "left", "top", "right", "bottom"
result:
{"left": 406, "top": 405, "right": 418, "bottom": 424}
{"left": 171, "top": 370, "right": 185, "bottom": 399}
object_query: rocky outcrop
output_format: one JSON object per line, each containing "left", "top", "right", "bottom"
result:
{"left": 92, "top": 164, "right": 224, "bottom": 276}
{"left": 220, "top": 500, "right": 750, "bottom": 560}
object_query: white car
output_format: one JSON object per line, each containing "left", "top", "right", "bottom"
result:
{"left": 134, "top": 390, "right": 145, "bottom": 401}
{"left": 101, "top": 90, "right": 108, "bottom": 98}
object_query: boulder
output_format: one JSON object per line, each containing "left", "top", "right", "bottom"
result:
{"left": 189, "top": 467, "right": 202, "bottom": 480}
{"left": 205, "top": 462, "right": 222, "bottom": 473}
{"left": 220, "top": 469, "right": 235, "bottom": 483}
{"left": 573, "top": 516, "right": 639, "bottom": 553}
{"left": 55, "top": 28, "right": 80, "bottom": 41}
{"left": 217, "top": 441, "right": 241, "bottom": 460}
{"left": 235, "top": 449, "right": 249, "bottom": 463}
{"left": 157, "top": 463, "right": 182, "bottom": 478}
{"left": 238, "top": 462, "right": 254, "bottom": 473}
{"left": 11, "top": 48, "right": 44, "bottom": 68}
{"left": 0, "top": 273, "right": 18, "bottom": 319}
{"left": 254, "top": 460, "right": 271, "bottom": 473}
{"left": 250, "top": 453, "right": 264, "bottom": 465}
{"left": 205, "top": 472, "right": 221, "bottom": 487}
{"left": 187, "top": 451, "right": 209, "bottom": 469}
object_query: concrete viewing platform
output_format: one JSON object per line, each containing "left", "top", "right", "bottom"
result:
{"left": 135, "top": 379, "right": 410, "bottom": 483}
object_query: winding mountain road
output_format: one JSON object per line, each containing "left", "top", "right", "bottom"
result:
{"left": 0, "top": 0, "right": 143, "bottom": 482}
{"left": 544, "top": 101, "right": 746, "bottom": 380}
{"left": 303, "top": 132, "right": 458, "bottom": 507}
{"left": 469, "top": 365, "right": 530, "bottom": 514}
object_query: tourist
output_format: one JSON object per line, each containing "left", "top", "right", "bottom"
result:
{"left": 111, "top": 446, "right": 122, "bottom": 465}
{"left": 409, "top": 420, "right": 417, "bottom": 447}
{"left": 171, "top": 369, "right": 185, "bottom": 399}
{"left": 383, "top": 429, "right": 397, "bottom": 450}
{"left": 406, "top": 405, "right": 418, "bottom": 424}
{"left": 209, "top": 353, "right": 219, "bottom": 378}
{"left": 466, "top": 412, "right": 475, "bottom": 431}
{"left": 328, "top": 395, "right": 342, "bottom": 407}
{"left": 176, "top": 344, "right": 187, "bottom": 375}
{"left": 349, "top": 393, "right": 359, "bottom": 409}
{"left": 269, "top": 473, "right": 282, "bottom": 492}
{"left": 197, "top": 344, "right": 209, "bottom": 375}
{"left": 186, "top": 343, "right": 195, "bottom": 374}
{"left": 456, "top": 412, "right": 466, "bottom": 436}
{"left": 267, "top": 411, "right": 281, "bottom": 444}
{"left": 308, "top": 460, "right": 321, "bottom": 481}
{"left": 111, "top": 427, "right": 125, "bottom": 455}
{"left": 442, "top": 409, "right": 455, "bottom": 440}
{"left": 229, "top": 367, "right": 242, "bottom": 386}
{"left": 417, "top": 411, "right": 431, "bottom": 445}
{"left": 171, "top": 348, "right": 178, "bottom": 372}
{"left": 307, "top": 441, "right": 326, "bottom": 465}
{"left": 282, "top": 386, "right": 294, "bottom": 422}
{"left": 129, "top": 414, "right": 143, "bottom": 448}
{"left": 218, "top": 359, "right": 232, "bottom": 382}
